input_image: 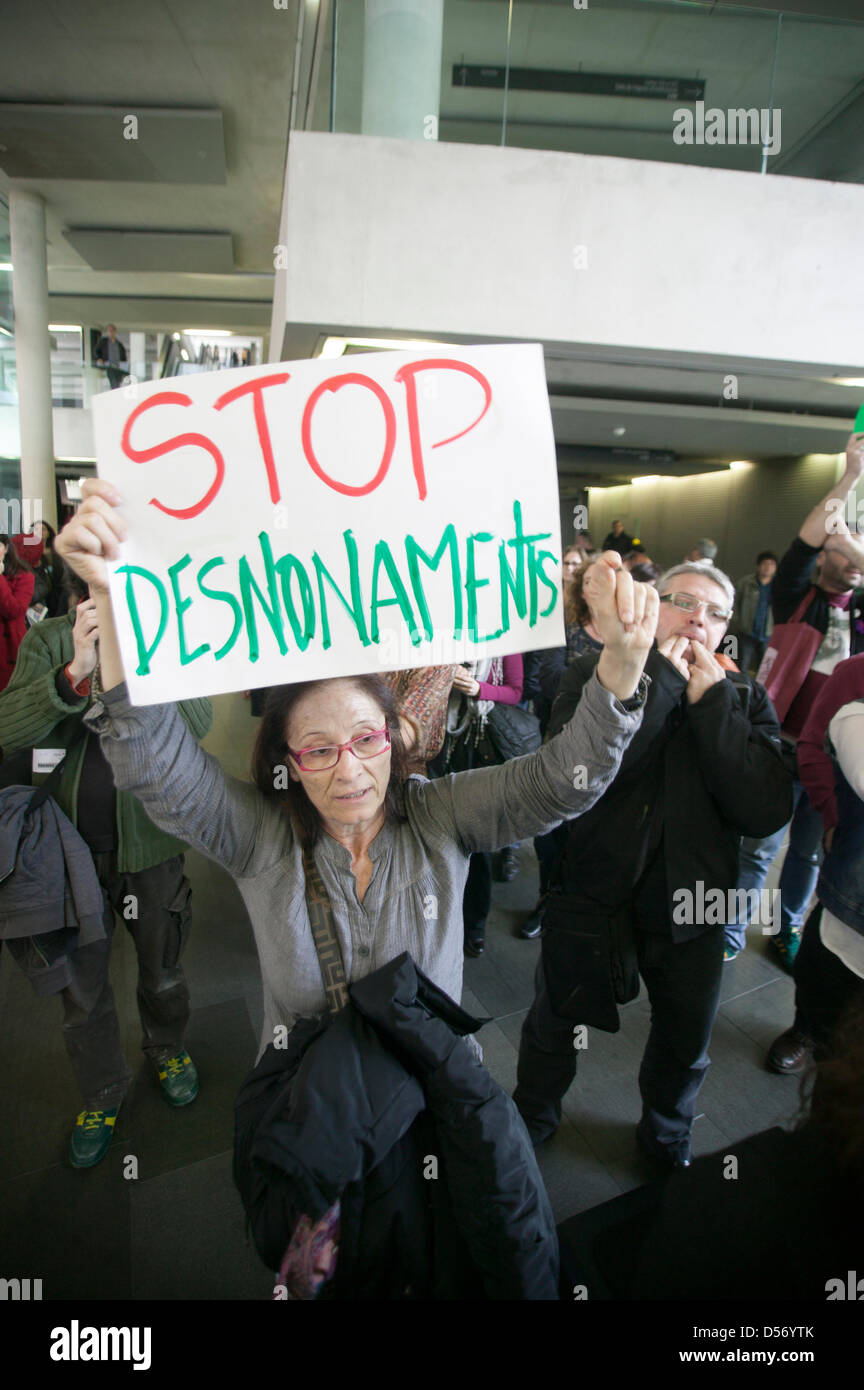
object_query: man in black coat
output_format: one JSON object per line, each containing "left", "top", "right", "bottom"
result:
{"left": 741, "top": 431, "right": 864, "bottom": 1065}
{"left": 94, "top": 324, "right": 128, "bottom": 390}
{"left": 601, "top": 520, "right": 633, "bottom": 556}
{"left": 514, "top": 561, "right": 793, "bottom": 1169}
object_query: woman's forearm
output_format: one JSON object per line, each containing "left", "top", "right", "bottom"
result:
{"left": 92, "top": 586, "right": 125, "bottom": 692}
{"left": 596, "top": 648, "right": 643, "bottom": 701}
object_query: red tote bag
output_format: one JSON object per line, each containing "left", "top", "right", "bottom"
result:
{"left": 755, "top": 589, "right": 823, "bottom": 723}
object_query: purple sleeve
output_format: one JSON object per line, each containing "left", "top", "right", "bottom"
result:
{"left": 477, "top": 654, "right": 524, "bottom": 705}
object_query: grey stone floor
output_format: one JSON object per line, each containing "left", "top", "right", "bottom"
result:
{"left": 0, "top": 693, "right": 800, "bottom": 1300}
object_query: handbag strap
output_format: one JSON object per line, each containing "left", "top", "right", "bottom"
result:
{"left": 301, "top": 844, "right": 350, "bottom": 1018}
{"left": 786, "top": 587, "right": 817, "bottom": 626}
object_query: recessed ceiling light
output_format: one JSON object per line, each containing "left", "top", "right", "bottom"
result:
{"left": 182, "top": 329, "right": 232, "bottom": 337}
{"left": 49, "top": 324, "right": 81, "bottom": 333}
{"left": 613, "top": 426, "right": 627, "bottom": 437}
{"left": 729, "top": 460, "right": 753, "bottom": 470}
{"left": 631, "top": 474, "right": 660, "bottom": 486}
{"left": 820, "top": 377, "right": 864, "bottom": 388}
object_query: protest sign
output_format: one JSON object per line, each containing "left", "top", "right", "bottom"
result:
{"left": 92, "top": 343, "right": 564, "bottom": 705}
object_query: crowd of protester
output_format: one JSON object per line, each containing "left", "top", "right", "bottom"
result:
{"left": 0, "top": 433, "right": 862, "bottom": 1299}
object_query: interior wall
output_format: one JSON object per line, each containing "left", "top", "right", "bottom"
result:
{"left": 274, "top": 132, "right": 864, "bottom": 367}
{"left": 583, "top": 454, "right": 849, "bottom": 583}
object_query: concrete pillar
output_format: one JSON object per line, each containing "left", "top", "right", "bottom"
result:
{"left": 361, "top": 0, "right": 443, "bottom": 141}
{"left": 129, "top": 330, "right": 146, "bottom": 384}
{"left": 9, "top": 190, "right": 56, "bottom": 528}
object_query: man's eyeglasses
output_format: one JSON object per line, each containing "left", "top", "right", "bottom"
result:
{"left": 660, "top": 592, "right": 731, "bottom": 622}
{"left": 288, "top": 727, "right": 390, "bottom": 772}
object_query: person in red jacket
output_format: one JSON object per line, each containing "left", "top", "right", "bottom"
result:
{"left": 0, "top": 534, "right": 35, "bottom": 692}
{"left": 765, "top": 653, "right": 864, "bottom": 1074}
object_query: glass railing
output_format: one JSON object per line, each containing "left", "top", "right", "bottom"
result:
{"left": 328, "top": 0, "right": 864, "bottom": 182}
{"left": 0, "top": 333, "right": 264, "bottom": 409}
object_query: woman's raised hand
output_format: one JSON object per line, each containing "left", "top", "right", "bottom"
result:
{"left": 55, "top": 479, "right": 127, "bottom": 592}
{"left": 585, "top": 550, "right": 658, "bottom": 701}
{"left": 451, "top": 666, "right": 481, "bottom": 697}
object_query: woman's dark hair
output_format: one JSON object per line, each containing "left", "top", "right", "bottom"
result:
{"left": 64, "top": 569, "right": 89, "bottom": 605}
{"left": 630, "top": 561, "right": 661, "bottom": 584}
{"left": 41, "top": 521, "right": 58, "bottom": 548}
{"left": 251, "top": 675, "right": 410, "bottom": 847}
{"left": 0, "top": 535, "right": 32, "bottom": 578}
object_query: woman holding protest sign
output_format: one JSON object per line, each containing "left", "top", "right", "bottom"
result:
{"left": 56, "top": 479, "right": 656, "bottom": 1297}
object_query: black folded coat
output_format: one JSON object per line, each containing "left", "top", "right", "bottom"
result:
{"left": 233, "top": 953, "right": 559, "bottom": 1300}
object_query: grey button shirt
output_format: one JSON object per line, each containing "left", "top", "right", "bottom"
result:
{"left": 86, "top": 671, "right": 643, "bottom": 1056}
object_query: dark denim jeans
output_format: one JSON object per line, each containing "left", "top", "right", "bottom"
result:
{"left": 725, "top": 778, "right": 823, "bottom": 954}
{"left": 6, "top": 853, "right": 192, "bottom": 1109}
{"left": 514, "top": 921, "right": 725, "bottom": 1161}
{"left": 737, "top": 635, "right": 768, "bottom": 678}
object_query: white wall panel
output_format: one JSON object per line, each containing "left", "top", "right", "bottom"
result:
{"left": 272, "top": 132, "right": 864, "bottom": 367}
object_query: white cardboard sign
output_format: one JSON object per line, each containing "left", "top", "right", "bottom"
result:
{"left": 92, "top": 343, "right": 564, "bottom": 705}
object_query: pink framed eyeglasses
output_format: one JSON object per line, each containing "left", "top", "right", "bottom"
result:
{"left": 288, "top": 726, "right": 391, "bottom": 772}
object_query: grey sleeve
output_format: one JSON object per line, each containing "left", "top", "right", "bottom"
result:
{"left": 414, "top": 670, "right": 643, "bottom": 854}
{"left": 85, "top": 684, "right": 289, "bottom": 878}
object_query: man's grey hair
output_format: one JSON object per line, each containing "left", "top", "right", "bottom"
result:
{"left": 658, "top": 562, "right": 735, "bottom": 614}
{"left": 694, "top": 537, "right": 717, "bottom": 561}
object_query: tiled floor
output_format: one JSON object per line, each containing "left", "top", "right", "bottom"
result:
{"left": 0, "top": 692, "right": 801, "bottom": 1299}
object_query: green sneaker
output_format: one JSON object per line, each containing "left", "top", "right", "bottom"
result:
{"left": 770, "top": 928, "right": 801, "bottom": 974}
{"left": 723, "top": 946, "right": 740, "bottom": 963}
{"left": 69, "top": 1107, "right": 120, "bottom": 1169}
{"left": 156, "top": 1050, "right": 199, "bottom": 1107}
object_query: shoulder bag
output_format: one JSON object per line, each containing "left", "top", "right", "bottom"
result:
{"left": 484, "top": 702, "right": 542, "bottom": 762}
{"left": 755, "top": 589, "right": 823, "bottom": 724}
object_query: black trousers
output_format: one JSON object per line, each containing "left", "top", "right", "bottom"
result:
{"left": 514, "top": 921, "right": 725, "bottom": 1157}
{"left": 463, "top": 852, "right": 492, "bottom": 942}
{"left": 794, "top": 904, "right": 864, "bottom": 1059}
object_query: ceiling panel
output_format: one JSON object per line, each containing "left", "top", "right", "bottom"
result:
{"left": 0, "top": 104, "right": 226, "bottom": 183}
{"left": 63, "top": 227, "right": 234, "bottom": 272}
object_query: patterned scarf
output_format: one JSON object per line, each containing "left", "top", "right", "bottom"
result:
{"left": 275, "top": 1199, "right": 341, "bottom": 1301}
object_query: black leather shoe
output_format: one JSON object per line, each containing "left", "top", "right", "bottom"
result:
{"left": 636, "top": 1126, "right": 691, "bottom": 1171}
{"left": 517, "top": 906, "right": 543, "bottom": 939}
{"left": 766, "top": 1026, "right": 813, "bottom": 1075}
{"left": 464, "top": 935, "right": 485, "bottom": 958}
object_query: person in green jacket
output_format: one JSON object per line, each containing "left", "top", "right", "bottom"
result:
{"left": 0, "top": 573, "right": 212, "bottom": 1168}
